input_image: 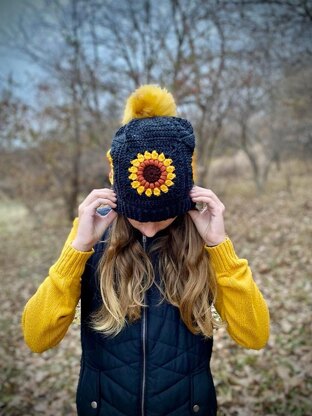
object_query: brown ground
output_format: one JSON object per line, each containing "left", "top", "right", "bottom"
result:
{"left": 0, "top": 160, "right": 311, "bottom": 416}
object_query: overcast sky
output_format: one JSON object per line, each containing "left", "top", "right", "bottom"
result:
{"left": 0, "top": 0, "right": 39, "bottom": 98}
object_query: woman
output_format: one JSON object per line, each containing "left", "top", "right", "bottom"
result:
{"left": 22, "top": 85, "right": 270, "bottom": 416}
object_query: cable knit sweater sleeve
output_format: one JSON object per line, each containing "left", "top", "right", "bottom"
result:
{"left": 206, "top": 237, "right": 270, "bottom": 350}
{"left": 21, "top": 218, "right": 93, "bottom": 353}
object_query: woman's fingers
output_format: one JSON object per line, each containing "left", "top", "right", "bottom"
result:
{"left": 84, "top": 197, "right": 117, "bottom": 214}
{"left": 188, "top": 186, "right": 226, "bottom": 246}
{"left": 80, "top": 188, "right": 116, "bottom": 206}
{"left": 190, "top": 186, "right": 221, "bottom": 202}
{"left": 102, "top": 208, "right": 118, "bottom": 223}
{"left": 72, "top": 189, "right": 119, "bottom": 252}
{"left": 79, "top": 189, "right": 116, "bottom": 215}
{"left": 92, "top": 209, "right": 118, "bottom": 241}
{"left": 191, "top": 195, "right": 224, "bottom": 215}
{"left": 72, "top": 197, "right": 117, "bottom": 251}
{"left": 190, "top": 186, "right": 225, "bottom": 213}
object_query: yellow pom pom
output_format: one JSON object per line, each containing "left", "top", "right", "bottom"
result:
{"left": 122, "top": 85, "right": 177, "bottom": 125}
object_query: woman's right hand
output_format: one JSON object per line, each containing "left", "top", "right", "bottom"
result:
{"left": 71, "top": 188, "right": 117, "bottom": 252}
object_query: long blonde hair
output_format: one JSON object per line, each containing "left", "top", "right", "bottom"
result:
{"left": 91, "top": 214, "right": 218, "bottom": 337}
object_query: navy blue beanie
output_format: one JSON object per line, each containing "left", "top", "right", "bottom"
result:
{"left": 110, "top": 116, "right": 196, "bottom": 222}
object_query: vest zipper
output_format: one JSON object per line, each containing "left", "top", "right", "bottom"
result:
{"left": 141, "top": 234, "right": 147, "bottom": 416}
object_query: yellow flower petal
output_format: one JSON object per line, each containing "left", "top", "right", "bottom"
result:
{"left": 158, "top": 153, "right": 165, "bottom": 161}
{"left": 137, "top": 186, "right": 145, "bottom": 195}
{"left": 144, "top": 151, "right": 152, "bottom": 159}
{"left": 129, "top": 173, "right": 138, "bottom": 180}
{"left": 166, "top": 166, "right": 175, "bottom": 172}
{"left": 152, "top": 150, "right": 158, "bottom": 159}
{"left": 131, "top": 159, "right": 140, "bottom": 167}
{"left": 137, "top": 153, "right": 145, "bottom": 162}
{"left": 131, "top": 181, "right": 140, "bottom": 189}
{"left": 164, "top": 158, "right": 172, "bottom": 166}
{"left": 160, "top": 184, "right": 168, "bottom": 193}
{"left": 106, "top": 151, "right": 112, "bottom": 164}
{"left": 145, "top": 188, "right": 152, "bottom": 197}
{"left": 165, "top": 180, "right": 174, "bottom": 187}
{"left": 109, "top": 171, "right": 114, "bottom": 185}
{"left": 153, "top": 188, "right": 161, "bottom": 196}
{"left": 106, "top": 149, "right": 114, "bottom": 184}
{"left": 167, "top": 173, "right": 176, "bottom": 180}
{"left": 128, "top": 166, "right": 138, "bottom": 173}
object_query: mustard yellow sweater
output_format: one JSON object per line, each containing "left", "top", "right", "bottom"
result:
{"left": 22, "top": 218, "right": 270, "bottom": 353}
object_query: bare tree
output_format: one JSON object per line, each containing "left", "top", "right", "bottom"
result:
{"left": 1, "top": 0, "right": 311, "bottom": 210}
{"left": 0, "top": 0, "right": 116, "bottom": 219}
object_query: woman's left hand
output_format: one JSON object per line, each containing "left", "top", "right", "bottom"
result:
{"left": 188, "top": 186, "right": 226, "bottom": 246}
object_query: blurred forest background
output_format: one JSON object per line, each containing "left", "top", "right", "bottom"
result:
{"left": 0, "top": 0, "right": 311, "bottom": 415}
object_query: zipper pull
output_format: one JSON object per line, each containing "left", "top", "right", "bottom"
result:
{"left": 142, "top": 235, "right": 147, "bottom": 251}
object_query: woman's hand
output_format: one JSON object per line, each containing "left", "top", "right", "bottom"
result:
{"left": 71, "top": 188, "right": 117, "bottom": 252}
{"left": 188, "top": 186, "right": 226, "bottom": 246}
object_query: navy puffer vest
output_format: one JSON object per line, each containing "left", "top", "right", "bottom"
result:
{"left": 76, "top": 226, "right": 217, "bottom": 416}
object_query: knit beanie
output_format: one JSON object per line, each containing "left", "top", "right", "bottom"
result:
{"left": 108, "top": 85, "right": 196, "bottom": 222}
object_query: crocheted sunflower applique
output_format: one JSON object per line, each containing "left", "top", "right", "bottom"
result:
{"left": 128, "top": 150, "right": 176, "bottom": 197}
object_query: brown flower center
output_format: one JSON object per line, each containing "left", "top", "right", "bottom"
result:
{"left": 143, "top": 165, "right": 161, "bottom": 183}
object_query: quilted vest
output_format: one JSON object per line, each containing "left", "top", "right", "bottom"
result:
{"left": 76, "top": 229, "right": 217, "bottom": 416}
